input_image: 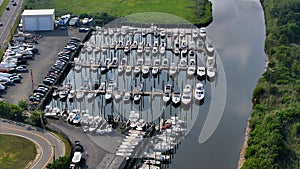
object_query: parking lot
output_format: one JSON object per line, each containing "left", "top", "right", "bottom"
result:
{"left": 1, "top": 27, "right": 86, "bottom": 104}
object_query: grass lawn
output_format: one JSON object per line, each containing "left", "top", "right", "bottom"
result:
{"left": 0, "top": 134, "right": 37, "bottom": 169}
{"left": 25, "top": 0, "right": 212, "bottom": 25}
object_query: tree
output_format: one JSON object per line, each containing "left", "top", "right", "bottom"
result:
{"left": 47, "top": 156, "right": 70, "bottom": 169}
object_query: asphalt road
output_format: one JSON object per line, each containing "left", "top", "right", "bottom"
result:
{"left": 0, "top": 119, "right": 65, "bottom": 169}
{"left": 0, "top": 0, "right": 24, "bottom": 48}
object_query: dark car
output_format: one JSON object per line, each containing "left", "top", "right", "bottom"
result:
{"left": 0, "top": 22, "right": 3, "bottom": 26}
{"left": 6, "top": 6, "right": 9, "bottom": 10}
{"left": 12, "top": 2, "right": 17, "bottom": 6}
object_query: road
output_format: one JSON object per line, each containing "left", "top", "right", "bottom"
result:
{"left": 0, "top": 0, "right": 24, "bottom": 48}
{"left": 0, "top": 119, "right": 65, "bottom": 169}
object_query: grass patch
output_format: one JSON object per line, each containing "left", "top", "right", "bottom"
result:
{"left": 25, "top": 0, "right": 212, "bottom": 26}
{"left": 0, "top": 0, "right": 9, "bottom": 18}
{"left": 51, "top": 132, "right": 72, "bottom": 158}
{"left": 0, "top": 134, "right": 37, "bottom": 169}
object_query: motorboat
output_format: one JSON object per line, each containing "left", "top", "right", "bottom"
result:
{"left": 152, "top": 41, "right": 159, "bottom": 54}
{"left": 192, "top": 29, "right": 198, "bottom": 39}
{"left": 181, "top": 40, "right": 188, "bottom": 54}
{"left": 163, "top": 84, "right": 172, "bottom": 103}
{"left": 152, "top": 59, "right": 160, "bottom": 75}
{"left": 82, "top": 18, "right": 89, "bottom": 25}
{"left": 194, "top": 82, "right": 205, "bottom": 101}
{"left": 206, "top": 55, "right": 215, "bottom": 67}
{"left": 73, "top": 58, "right": 81, "bottom": 72}
{"left": 137, "top": 42, "right": 144, "bottom": 54}
{"left": 160, "top": 42, "right": 166, "bottom": 54}
{"left": 169, "top": 63, "right": 177, "bottom": 76}
{"left": 131, "top": 41, "right": 138, "bottom": 49}
{"left": 145, "top": 42, "right": 151, "bottom": 53}
{"left": 187, "top": 59, "right": 196, "bottom": 75}
{"left": 52, "top": 90, "right": 59, "bottom": 100}
{"left": 87, "top": 92, "right": 95, "bottom": 101}
{"left": 133, "top": 84, "right": 143, "bottom": 102}
{"left": 207, "top": 66, "right": 216, "bottom": 79}
{"left": 172, "top": 92, "right": 181, "bottom": 105}
{"left": 124, "top": 92, "right": 131, "bottom": 102}
{"left": 173, "top": 40, "right": 180, "bottom": 55}
{"left": 162, "top": 58, "right": 168, "bottom": 67}
{"left": 178, "top": 58, "right": 187, "bottom": 68}
{"left": 124, "top": 45, "right": 130, "bottom": 54}
{"left": 142, "top": 58, "right": 151, "bottom": 75}
{"left": 114, "top": 89, "right": 122, "bottom": 100}
{"left": 199, "top": 27, "right": 207, "bottom": 38}
{"left": 72, "top": 152, "right": 82, "bottom": 164}
{"left": 118, "top": 58, "right": 127, "bottom": 74}
{"left": 181, "top": 84, "right": 192, "bottom": 105}
{"left": 68, "top": 90, "right": 75, "bottom": 102}
{"left": 59, "top": 90, "right": 68, "bottom": 102}
{"left": 206, "top": 42, "right": 214, "bottom": 55}
{"left": 125, "top": 65, "right": 132, "bottom": 74}
{"left": 72, "top": 112, "right": 82, "bottom": 124}
{"left": 76, "top": 90, "right": 84, "bottom": 100}
{"left": 134, "top": 66, "right": 140, "bottom": 76}
{"left": 197, "top": 66, "right": 206, "bottom": 77}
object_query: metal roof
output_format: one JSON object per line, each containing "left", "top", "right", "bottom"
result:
{"left": 22, "top": 9, "right": 55, "bottom": 16}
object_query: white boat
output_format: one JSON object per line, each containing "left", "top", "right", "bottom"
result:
{"left": 131, "top": 41, "right": 138, "bottom": 49}
{"left": 45, "top": 107, "right": 60, "bottom": 117}
{"left": 194, "top": 82, "right": 205, "bottom": 101}
{"left": 59, "top": 90, "right": 68, "bottom": 101}
{"left": 181, "top": 85, "right": 192, "bottom": 105}
{"left": 153, "top": 142, "right": 174, "bottom": 152}
{"left": 187, "top": 59, "right": 196, "bottom": 75}
{"left": 172, "top": 92, "right": 181, "bottom": 105}
{"left": 72, "top": 112, "right": 82, "bottom": 124}
{"left": 124, "top": 46, "right": 130, "bottom": 54}
{"left": 192, "top": 29, "right": 198, "bottom": 39}
{"left": 87, "top": 92, "right": 95, "bottom": 100}
{"left": 160, "top": 42, "right": 166, "bottom": 54}
{"left": 114, "top": 89, "right": 122, "bottom": 100}
{"left": 125, "top": 65, "right": 132, "bottom": 74}
{"left": 162, "top": 58, "right": 168, "bottom": 67}
{"left": 69, "top": 16, "right": 79, "bottom": 26}
{"left": 67, "top": 111, "right": 76, "bottom": 123}
{"left": 207, "top": 66, "right": 216, "bottom": 79}
{"left": 206, "top": 56, "right": 215, "bottom": 67}
{"left": 124, "top": 92, "right": 131, "bottom": 102}
{"left": 134, "top": 66, "right": 140, "bottom": 76}
{"left": 145, "top": 42, "right": 151, "bottom": 53}
{"left": 178, "top": 58, "right": 187, "bottom": 68}
{"left": 189, "top": 41, "right": 196, "bottom": 50}
{"left": 169, "top": 63, "right": 177, "bottom": 76}
{"left": 74, "top": 58, "right": 81, "bottom": 72}
{"left": 105, "top": 88, "right": 113, "bottom": 100}
{"left": 76, "top": 90, "right": 84, "bottom": 100}
{"left": 152, "top": 41, "right": 158, "bottom": 54}
{"left": 72, "top": 152, "right": 82, "bottom": 164}
{"left": 134, "top": 84, "right": 143, "bottom": 102}
{"left": 173, "top": 40, "right": 180, "bottom": 55}
{"left": 82, "top": 18, "right": 89, "bottom": 25}
{"left": 98, "top": 82, "right": 106, "bottom": 90}
{"left": 152, "top": 59, "right": 160, "bottom": 75}
{"left": 199, "top": 27, "right": 207, "bottom": 38}
{"left": 206, "top": 42, "right": 214, "bottom": 55}
{"left": 197, "top": 66, "right": 206, "bottom": 77}
{"left": 142, "top": 58, "right": 151, "bottom": 75}
{"left": 137, "top": 42, "right": 144, "bottom": 54}
{"left": 163, "top": 84, "right": 172, "bottom": 103}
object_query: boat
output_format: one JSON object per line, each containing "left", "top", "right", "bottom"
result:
{"left": 169, "top": 63, "right": 177, "bottom": 76}
{"left": 181, "top": 85, "right": 192, "bottom": 105}
{"left": 69, "top": 16, "right": 79, "bottom": 26}
{"left": 59, "top": 90, "right": 68, "bottom": 102}
{"left": 124, "top": 92, "right": 131, "bottom": 102}
{"left": 163, "top": 84, "right": 172, "bottom": 103}
{"left": 131, "top": 41, "right": 138, "bottom": 49}
{"left": 90, "top": 58, "right": 99, "bottom": 71}
{"left": 197, "top": 66, "right": 206, "bottom": 77}
{"left": 192, "top": 29, "right": 198, "bottom": 39}
{"left": 124, "top": 46, "right": 130, "bottom": 54}
{"left": 137, "top": 42, "right": 144, "bottom": 54}
{"left": 181, "top": 40, "right": 188, "bottom": 54}
{"left": 152, "top": 59, "right": 160, "bottom": 75}
{"left": 145, "top": 42, "right": 151, "bottom": 53}
{"left": 72, "top": 112, "right": 82, "bottom": 124}
{"left": 73, "top": 58, "right": 81, "bottom": 72}
{"left": 160, "top": 30, "right": 166, "bottom": 38}
{"left": 82, "top": 18, "right": 89, "bottom": 25}
{"left": 207, "top": 66, "right": 216, "bottom": 79}
{"left": 178, "top": 58, "right": 187, "bottom": 68}
{"left": 173, "top": 40, "right": 180, "bottom": 55}
{"left": 152, "top": 41, "right": 159, "bottom": 54}
{"left": 114, "top": 89, "right": 122, "bottom": 100}
{"left": 76, "top": 90, "right": 84, "bottom": 100}
{"left": 118, "top": 58, "right": 126, "bottom": 74}
{"left": 194, "top": 82, "right": 205, "bottom": 101}
{"left": 172, "top": 92, "right": 181, "bottom": 105}
{"left": 87, "top": 92, "right": 95, "bottom": 101}
{"left": 67, "top": 110, "right": 76, "bottom": 123}
{"left": 160, "top": 42, "right": 166, "bottom": 54}
{"left": 162, "top": 58, "right": 168, "bottom": 67}
{"left": 45, "top": 106, "right": 60, "bottom": 117}
{"left": 205, "top": 42, "right": 214, "bottom": 55}
{"left": 125, "top": 65, "right": 132, "bottom": 74}
{"left": 52, "top": 90, "right": 59, "bottom": 100}
{"left": 206, "top": 55, "right": 215, "bottom": 67}
{"left": 134, "top": 84, "right": 143, "bottom": 102}
{"left": 187, "top": 59, "right": 196, "bottom": 75}
{"left": 72, "top": 152, "right": 82, "bottom": 164}
{"left": 199, "top": 27, "right": 206, "bottom": 38}
{"left": 142, "top": 58, "right": 151, "bottom": 75}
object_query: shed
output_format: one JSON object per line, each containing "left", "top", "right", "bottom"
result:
{"left": 22, "top": 9, "right": 55, "bottom": 31}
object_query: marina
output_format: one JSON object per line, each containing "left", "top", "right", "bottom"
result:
{"left": 44, "top": 24, "right": 218, "bottom": 168}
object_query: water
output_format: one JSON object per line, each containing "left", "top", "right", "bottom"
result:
{"left": 170, "top": 0, "right": 266, "bottom": 168}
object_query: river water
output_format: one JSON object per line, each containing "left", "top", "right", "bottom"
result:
{"left": 170, "top": 0, "right": 266, "bottom": 168}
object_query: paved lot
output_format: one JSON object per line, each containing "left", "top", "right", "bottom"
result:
{"left": 1, "top": 27, "right": 86, "bottom": 104}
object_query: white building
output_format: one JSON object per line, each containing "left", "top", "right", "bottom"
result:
{"left": 22, "top": 9, "right": 55, "bottom": 31}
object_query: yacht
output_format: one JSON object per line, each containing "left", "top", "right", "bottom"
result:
{"left": 199, "top": 27, "right": 207, "bottom": 38}
{"left": 114, "top": 89, "right": 122, "bottom": 101}
{"left": 160, "top": 42, "right": 166, "bottom": 54}
{"left": 152, "top": 41, "right": 159, "bottom": 54}
{"left": 205, "top": 42, "right": 214, "bottom": 55}
{"left": 105, "top": 81, "right": 115, "bottom": 100}
{"left": 152, "top": 59, "right": 160, "bottom": 75}
{"left": 206, "top": 55, "right": 215, "bottom": 67}
{"left": 134, "top": 84, "right": 143, "bottom": 102}
{"left": 173, "top": 40, "right": 180, "bottom": 55}
{"left": 162, "top": 58, "right": 169, "bottom": 67}
{"left": 125, "top": 65, "right": 132, "bottom": 74}
{"left": 197, "top": 66, "right": 206, "bottom": 77}
{"left": 163, "top": 84, "right": 172, "bottom": 103}
{"left": 137, "top": 42, "right": 144, "bottom": 54}
{"left": 172, "top": 92, "right": 181, "bottom": 105}
{"left": 142, "top": 58, "right": 151, "bottom": 75}
{"left": 181, "top": 84, "right": 192, "bottom": 105}
{"left": 145, "top": 42, "right": 151, "bottom": 53}
{"left": 194, "top": 82, "right": 205, "bottom": 101}
{"left": 169, "top": 63, "right": 177, "bottom": 76}
{"left": 192, "top": 29, "right": 198, "bottom": 39}
{"left": 207, "top": 66, "right": 216, "bottom": 79}
{"left": 68, "top": 90, "right": 75, "bottom": 102}
{"left": 178, "top": 58, "right": 187, "bottom": 68}
{"left": 131, "top": 41, "right": 138, "bottom": 49}
{"left": 187, "top": 59, "right": 196, "bottom": 75}
{"left": 124, "top": 92, "right": 131, "bottom": 102}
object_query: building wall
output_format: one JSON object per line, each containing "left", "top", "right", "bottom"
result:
{"left": 22, "top": 14, "right": 54, "bottom": 31}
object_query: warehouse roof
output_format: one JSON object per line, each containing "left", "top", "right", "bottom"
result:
{"left": 22, "top": 9, "right": 55, "bottom": 16}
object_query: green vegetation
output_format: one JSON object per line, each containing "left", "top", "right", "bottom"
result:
{"left": 47, "top": 156, "right": 70, "bottom": 169}
{"left": 0, "top": 0, "right": 9, "bottom": 18}
{"left": 0, "top": 134, "right": 37, "bottom": 169}
{"left": 243, "top": 0, "right": 300, "bottom": 168}
{"left": 24, "top": 0, "right": 212, "bottom": 26}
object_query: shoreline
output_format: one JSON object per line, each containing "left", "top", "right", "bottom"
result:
{"left": 237, "top": 116, "right": 252, "bottom": 169}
